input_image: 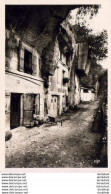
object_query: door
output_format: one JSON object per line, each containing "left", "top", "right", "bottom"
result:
{"left": 23, "top": 93, "right": 34, "bottom": 125}
{"left": 10, "top": 93, "right": 21, "bottom": 129}
{"left": 53, "top": 96, "right": 58, "bottom": 116}
{"left": 50, "top": 96, "right": 58, "bottom": 117}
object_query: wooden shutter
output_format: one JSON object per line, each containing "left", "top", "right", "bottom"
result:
{"left": 19, "top": 43, "right": 24, "bottom": 72}
{"left": 32, "top": 55, "right": 37, "bottom": 76}
{"left": 39, "top": 58, "right": 41, "bottom": 77}
{"left": 23, "top": 94, "right": 34, "bottom": 125}
{"left": 35, "top": 94, "right": 40, "bottom": 115}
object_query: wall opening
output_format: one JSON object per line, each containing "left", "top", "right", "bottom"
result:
{"left": 83, "top": 89, "right": 88, "bottom": 93}
{"left": 10, "top": 93, "right": 21, "bottom": 129}
{"left": 24, "top": 49, "right": 32, "bottom": 74}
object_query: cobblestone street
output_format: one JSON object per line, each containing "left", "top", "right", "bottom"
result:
{"left": 6, "top": 101, "right": 103, "bottom": 168}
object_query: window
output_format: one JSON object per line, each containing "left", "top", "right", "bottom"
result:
{"left": 19, "top": 44, "right": 37, "bottom": 76}
{"left": 24, "top": 49, "right": 32, "bottom": 74}
{"left": 60, "top": 51, "right": 62, "bottom": 61}
{"left": 66, "top": 55, "right": 69, "bottom": 67}
{"left": 62, "top": 70, "right": 65, "bottom": 85}
{"left": 83, "top": 89, "right": 88, "bottom": 93}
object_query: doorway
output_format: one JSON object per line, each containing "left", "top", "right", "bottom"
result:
{"left": 50, "top": 95, "right": 59, "bottom": 117}
{"left": 10, "top": 93, "right": 21, "bottom": 129}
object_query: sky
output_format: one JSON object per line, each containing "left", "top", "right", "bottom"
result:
{"left": 70, "top": 4, "right": 110, "bottom": 69}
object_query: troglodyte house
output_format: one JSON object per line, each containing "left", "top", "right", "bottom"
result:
{"left": 5, "top": 5, "right": 92, "bottom": 134}
{"left": 5, "top": 27, "right": 90, "bottom": 132}
{"left": 45, "top": 29, "right": 71, "bottom": 117}
{"left": 80, "top": 86, "right": 95, "bottom": 102}
{"left": 5, "top": 29, "right": 44, "bottom": 131}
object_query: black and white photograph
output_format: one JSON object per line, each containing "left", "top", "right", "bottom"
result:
{"left": 5, "top": 4, "right": 108, "bottom": 168}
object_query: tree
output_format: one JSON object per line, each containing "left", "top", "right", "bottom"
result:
{"left": 73, "top": 24, "right": 108, "bottom": 62}
{"left": 69, "top": 5, "right": 108, "bottom": 63}
{"left": 76, "top": 5, "right": 101, "bottom": 21}
{"left": 68, "top": 5, "right": 108, "bottom": 89}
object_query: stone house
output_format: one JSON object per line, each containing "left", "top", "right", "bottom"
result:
{"left": 44, "top": 25, "right": 91, "bottom": 116}
{"left": 5, "top": 19, "right": 91, "bottom": 133}
{"left": 61, "top": 20, "right": 91, "bottom": 109}
{"left": 80, "top": 80, "right": 100, "bottom": 103}
{"left": 45, "top": 32, "right": 70, "bottom": 117}
{"left": 73, "top": 45, "right": 91, "bottom": 106}
{"left": 80, "top": 86, "right": 95, "bottom": 102}
{"left": 5, "top": 29, "right": 44, "bottom": 131}
{"left": 68, "top": 41, "right": 90, "bottom": 108}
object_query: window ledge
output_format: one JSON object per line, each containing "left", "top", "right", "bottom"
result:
{"left": 5, "top": 69, "right": 44, "bottom": 82}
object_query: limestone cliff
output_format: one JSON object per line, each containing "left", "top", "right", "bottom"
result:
{"left": 6, "top": 5, "right": 80, "bottom": 76}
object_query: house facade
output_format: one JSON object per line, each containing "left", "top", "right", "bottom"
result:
{"left": 46, "top": 36, "right": 69, "bottom": 117}
{"left": 5, "top": 25, "right": 91, "bottom": 132}
{"left": 61, "top": 21, "right": 91, "bottom": 108}
{"left": 80, "top": 86, "right": 95, "bottom": 102}
{"left": 5, "top": 29, "right": 44, "bottom": 130}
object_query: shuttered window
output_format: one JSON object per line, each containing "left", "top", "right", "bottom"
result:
{"left": 19, "top": 43, "right": 37, "bottom": 76}
{"left": 19, "top": 46, "right": 24, "bottom": 72}
{"left": 24, "top": 49, "right": 32, "bottom": 74}
{"left": 32, "top": 55, "right": 37, "bottom": 76}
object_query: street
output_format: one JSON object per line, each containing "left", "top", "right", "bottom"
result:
{"left": 6, "top": 101, "right": 104, "bottom": 168}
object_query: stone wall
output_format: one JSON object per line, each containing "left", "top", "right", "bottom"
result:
{"left": 5, "top": 30, "right": 45, "bottom": 131}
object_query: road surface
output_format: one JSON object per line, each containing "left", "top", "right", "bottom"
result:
{"left": 6, "top": 101, "right": 104, "bottom": 168}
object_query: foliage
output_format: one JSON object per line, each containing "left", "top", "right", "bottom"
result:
{"left": 74, "top": 24, "right": 108, "bottom": 61}
{"left": 80, "top": 62, "right": 105, "bottom": 87}
{"left": 76, "top": 5, "right": 101, "bottom": 23}
{"left": 67, "top": 5, "right": 108, "bottom": 62}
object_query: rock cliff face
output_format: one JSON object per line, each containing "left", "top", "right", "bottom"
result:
{"left": 80, "top": 63, "right": 105, "bottom": 88}
{"left": 6, "top": 5, "right": 80, "bottom": 76}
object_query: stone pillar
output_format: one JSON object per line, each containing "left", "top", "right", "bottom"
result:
{"left": 5, "top": 92, "right": 11, "bottom": 131}
{"left": 5, "top": 92, "right": 12, "bottom": 141}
